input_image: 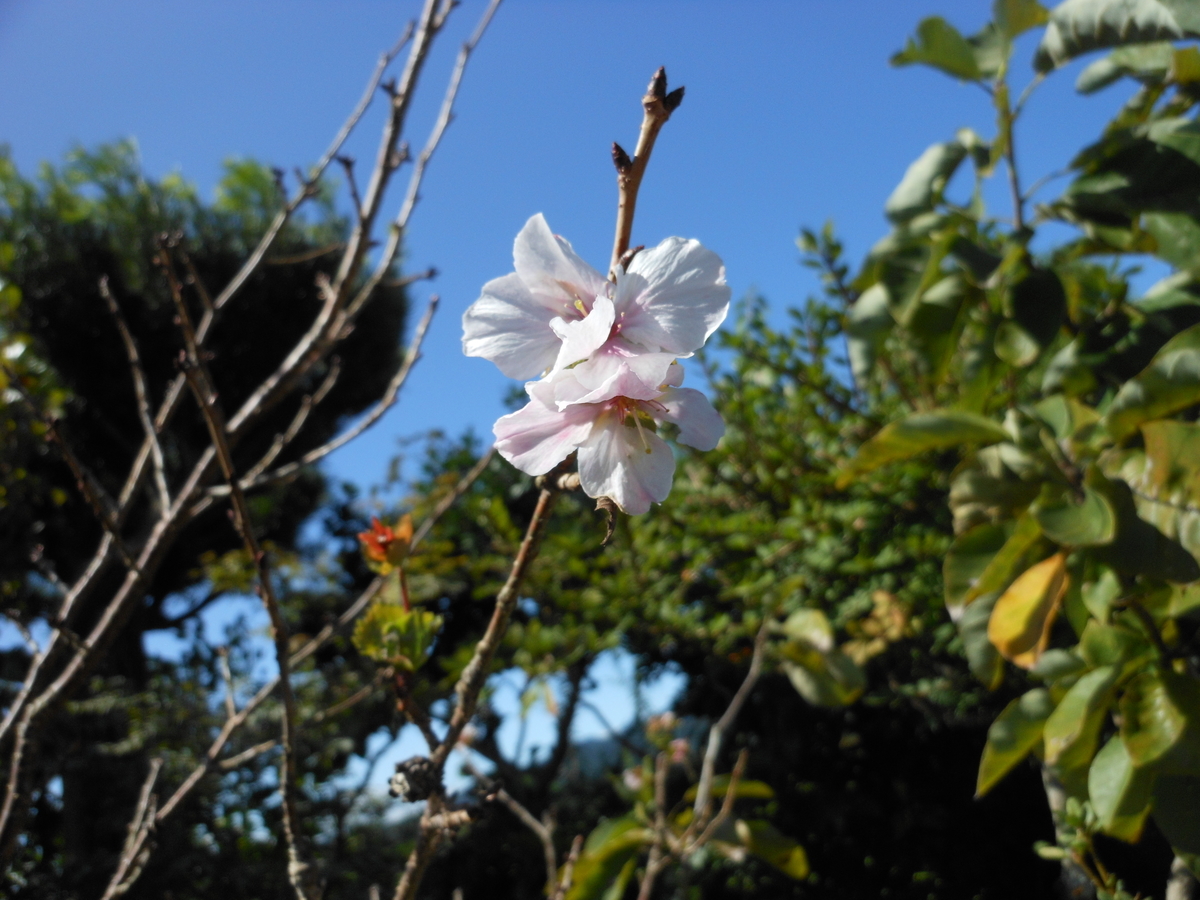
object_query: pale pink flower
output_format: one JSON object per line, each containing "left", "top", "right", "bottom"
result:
{"left": 462, "top": 214, "right": 730, "bottom": 394}
{"left": 493, "top": 365, "right": 723, "bottom": 515}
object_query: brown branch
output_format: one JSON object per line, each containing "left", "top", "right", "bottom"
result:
{"left": 431, "top": 485, "right": 560, "bottom": 771}
{"left": 98, "top": 277, "right": 170, "bottom": 512}
{"left": 550, "top": 835, "right": 584, "bottom": 900}
{"left": 467, "top": 763, "right": 558, "bottom": 898}
{"left": 690, "top": 621, "right": 768, "bottom": 826}
{"left": 609, "top": 67, "right": 684, "bottom": 277}
{"left": 224, "top": 290, "right": 438, "bottom": 494}
{"left": 100, "top": 756, "right": 163, "bottom": 900}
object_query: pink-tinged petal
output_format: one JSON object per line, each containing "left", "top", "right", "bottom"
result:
{"left": 550, "top": 296, "right": 616, "bottom": 372}
{"left": 577, "top": 412, "right": 676, "bottom": 515}
{"left": 553, "top": 359, "right": 666, "bottom": 408}
{"left": 463, "top": 273, "right": 561, "bottom": 379}
{"left": 662, "top": 361, "right": 685, "bottom": 388}
{"left": 513, "top": 214, "right": 610, "bottom": 315}
{"left": 567, "top": 341, "right": 677, "bottom": 400}
{"left": 615, "top": 237, "right": 731, "bottom": 355}
{"left": 653, "top": 387, "right": 724, "bottom": 451}
{"left": 493, "top": 387, "right": 594, "bottom": 476}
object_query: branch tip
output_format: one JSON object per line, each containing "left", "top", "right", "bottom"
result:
{"left": 663, "top": 85, "right": 685, "bottom": 113}
{"left": 648, "top": 66, "right": 668, "bottom": 101}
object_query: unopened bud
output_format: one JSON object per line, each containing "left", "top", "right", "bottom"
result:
{"left": 389, "top": 756, "right": 440, "bottom": 802}
{"left": 612, "top": 142, "right": 633, "bottom": 174}
{"left": 648, "top": 66, "right": 668, "bottom": 101}
{"left": 663, "top": 86, "right": 685, "bottom": 113}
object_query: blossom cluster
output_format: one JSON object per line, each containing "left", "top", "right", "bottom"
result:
{"left": 462, "top": 214, "right": 730, "bottom": 514}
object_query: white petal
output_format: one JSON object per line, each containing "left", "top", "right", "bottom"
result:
{"left": 662, "top": 361, "right": 685, "bottom": 388}
{"left": 615, "top": 237, "right": 731, "bottom": 355}
{"left": 513, "top": 213, "right": 610, "bottom": 314}
{"left": 550, "top": 296, "right": 616, "bottom": 372}
{"left": 493, "top": 387, "right": 594, "bottom": 476}
{"left": 653, "top": 387, "right": 724, "bottom": 451}
{"left": 577, "top": 412, "right": 676, "bottom": 515}
{"left": 553, "top": 360, "right": 668, "bottom": 408}
{"left": 463, "top": 273, "right": 561, "bottom": 379}
{"left": 564, "top": 348, "right": 677, "bottom": 406}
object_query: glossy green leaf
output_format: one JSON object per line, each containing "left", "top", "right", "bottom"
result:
{"left": 961, "top": 591, "right": 1005, "bottom": 689}
{"left": 994, "top": 320, "right": 1041, "bottom": 367}
{"left": 977, "top": 688, "right": 1055, "bottom": 796}
{"left": 1076, "top": 41, "right": 1175, "bottom": 92}
{"left": 1120, "top": 671, "right": 1200, "bottom": 770}
{"left": 735, "top": 820, "right": 810, "bottom": 879}
{"left": 1078, "top": 621, "right": 1150, "bottom": 669}
{"left": 1043, "top": 665, "right": 1118, "bottom": 771}
{"left": 884, "top": 141, "right": 970, "bottom": 222}
{"left": 964, "top": 512, "right": 1045, "bottom": 607}
{"left": 944, "top": 523, "right": 1010, "bottom": 611}
{"left": 892, "top": 17, "right": 983, "bottom": 80}
{"left": 683, "top": 777, "right": 775, "bottom": 803}
{"left": 781, "top": 647, "right": 866, "bottom": 708}
{"left": 995, "top": 0, "right": 1050, "bottom": 38}
{"left": 1009, "top": 267, "right": 1067, "bottom": 349}
{"left": 838, "top": 411, "right": 1009, "bottom": 487}
{"left": 1144, "top": 213, "right": 1200, "bottom": 270}
{"left": 846, "top": 283, "right": 894, "bottom": 384}
{"left": 1033, "top": 484, "right": 1117, "bottom": 547}
{"left": 1106, "top": 321, "right": 1200, "bottom": 441}
{"left": 1088, "top": 735, "right": 1154, "bottom": 842}
{"left": 567, "top": 816, "right": 653, "bottom": 900}
{"left": 1035, "top": 0, "right": 1190, "bottom": 73}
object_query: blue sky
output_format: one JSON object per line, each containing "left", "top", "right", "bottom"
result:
{"left": 0, "top": 0, "right": 1142, "bottom": 787}
{"left": 0, "top": 0, "right": 1134, "bottom": 491}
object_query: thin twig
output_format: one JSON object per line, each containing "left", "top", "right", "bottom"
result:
{"left": 467, "top": 763, "right": 558, "bottom": 898}
{"left": 98, "top": 277, "right": 170, "bottom": 512}
{"left": 100, "top": 756, "right": 162, "bottom": 900}
{"left": 410, "top": 446, "right": 495, "bottom": 551}
{"left": 691, "top": 621, "right": 769, "bottom": 825}
{"left": 609, "top": 67, "right": 684, "bottom": 276}
{"left": 549, "top": 835, "right": 584, "bottom": 900}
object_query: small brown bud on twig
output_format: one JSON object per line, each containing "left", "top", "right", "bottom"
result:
{"left": 648, "top": 66, "right": 668, "bottom": 101}
{"left": 618, "top": 245, "right": 644, "bottom": 271}
{"left": 663, "top": 86, "right": 685, "bottom": 113}
{"left": 612, "top": 143, "right": 633, "bottom": 175}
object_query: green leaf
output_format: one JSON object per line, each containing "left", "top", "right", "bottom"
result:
{"left": 892, "top": 17, "right": 983, "bottom": 80}
{"left": 845, "top": 283, "right": 894, "bottom": 384}
{"left": 1035, "top": 0, "right": 1190, "bottom": 73}
{"left": 1107, "top": 322, "right": 1200, "bottom": 440}
{"left": 567, "top": 816, "right": 653, "bottom": 900}
{"left": 977, "top": 688, "right": 1055, "bottom": 796}
{"left": 781, "top": 648, "right": 866, "bottom": 708}
{"left": 735, "top": 820, "right": 810, "bottom": 879}
{"left": 1043, "top": 665, "right": 1119, "bottom": 772}
{"left": 994, "top": 320, "right": 1042, "bottom": 367}
{"left": 964, "top": 512, "right": 1046, "bottom": 606}
{"left": 1088, "top": 735, "right": 1154, "bottom": 841}
{"left": 351, "top": 604, "right": 443, "bottom": 671}
{"left": 1144, "top": 212, "right": 1200, "bottom": 269}
{"left": 1009, "top": 267, "right": 1067, "bottom": 349}
{"left": 961, "top": 591, "right": 1005, "bottom": 689}
{"left": 1078, "top": 620, "right": 1150, "bottom": 669}
{"left": 995, "top": 0, "right": 1051, "bottom": 38}
{"left": 884, "top": 141, "right": 970, "bottom": 222}
{"left": 1152, "top": 774, "right": 1200, "bottom": 854}
{"left": 1034, "top": 484, "right": 1117, "bottom": 547}
{"left": 1120, "top": 670, "right": 1200, "bottom": 771}
{"left": 838, "top": 411, "right": 1009, "bottom": 487}
{"left": 988, "top": 552, "right": 1068, "bottom": 669}
{"left": 1076, "top": 41, "right": 1175, "bottom": 92}
{"left": 945, "top": 523, "right": 1010, "bottom": 611}
{"left": 683, "top": 777, "right": 775, "bottom": 803}
{"left": 1132, "top": 420, "right": 1200, "bottom": 561}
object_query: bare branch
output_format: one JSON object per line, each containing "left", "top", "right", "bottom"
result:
{"left": 410, "top": 446, "right": 495, "bottom": 551}
{"left": 549, "top": 835, "right": 584, "bottom": 900}
{"left": 98, "top": 276, "right": 170, "bottom": 512}
{"left": 609, "top": 67, "right": 684, "bottom": 276}
{"left": 468, "top": 763, "right": 558, "bottom": 897}
{"left": 100, "top": 756, "right": 162, "bottom": 900}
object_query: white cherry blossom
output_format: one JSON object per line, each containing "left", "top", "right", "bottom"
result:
{"left": 492, "top": 365, "right": 724, "bottom": 515}
{"left": 462, "top": 214, "right": 730, "bottom": 395}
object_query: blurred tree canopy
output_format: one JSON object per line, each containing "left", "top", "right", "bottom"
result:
{"left": 3, "top": 2, "right": 1200, "bottom": 899}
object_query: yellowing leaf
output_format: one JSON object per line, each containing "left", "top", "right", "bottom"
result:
{"left": 988, "top": 553, "right": 1068, "bottom": 668}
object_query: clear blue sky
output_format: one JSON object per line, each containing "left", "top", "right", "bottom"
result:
{"left": 0, "top": 0, "right": 1132, "bottom": 492}
{"left": 0, "top": 0, "right": 1140, "bottom": 785}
